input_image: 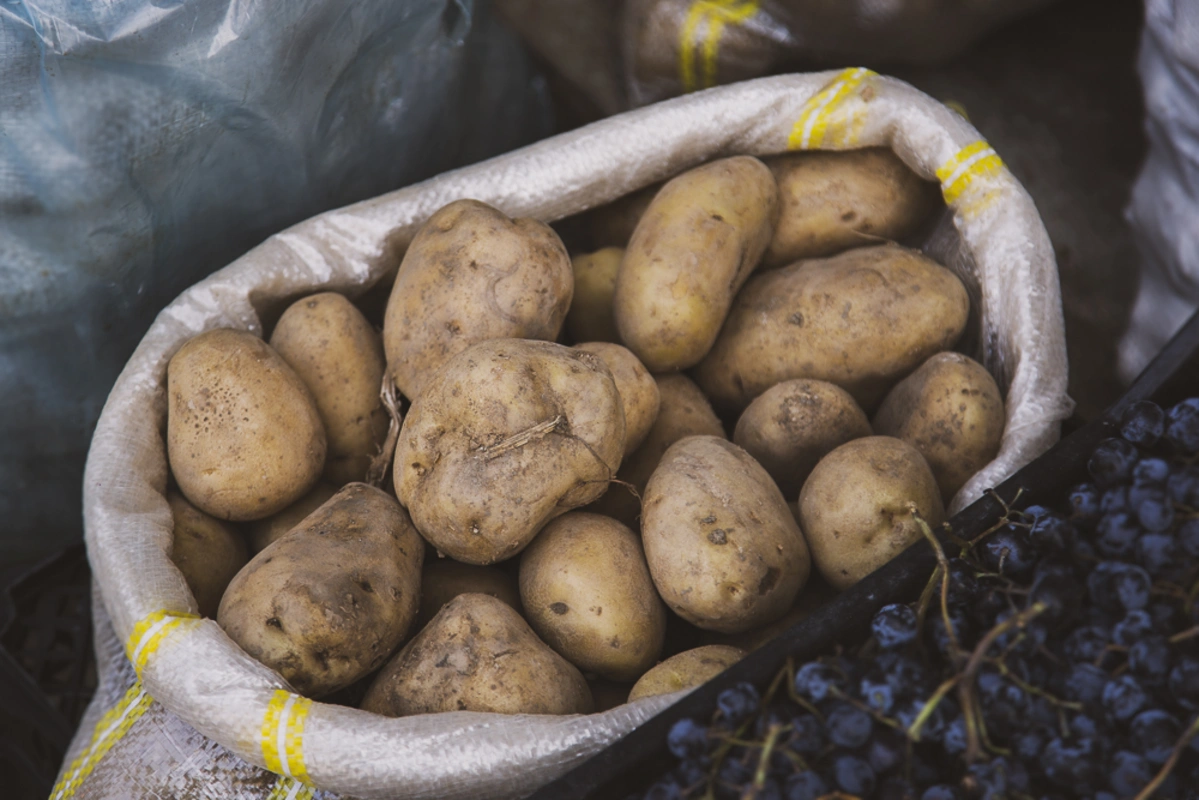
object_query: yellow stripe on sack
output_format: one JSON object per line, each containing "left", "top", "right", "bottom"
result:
{"left": 787, "top": 67, "right": 876, "bottom": 151}
{"left": 936, "top": 140, "right": 1005, "bottom": 206}
{"left": 267, "top": 774, "right": 317, "bottom": 800}
{"left": 125, "top": 609, "right": 201, "bottom": 678}
{"left": 50, "top": 682, "right": 154, "bottom": 800}
{"left": 679, "top": 0, "right": 760, "bottom": 93}
{"left": 262, "top": 689, "right": 314, "bottom": 783}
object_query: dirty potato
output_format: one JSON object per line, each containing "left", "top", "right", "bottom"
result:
{"left": 244, "top": 480, "right": 339, "bottom": 555}
{"left": 798, "top": 436, "right": 944, "bottom": 590}
{"left": 217, "top": 483, "right": 424, "bottom": 697}
{"left": 574, "top": 342, "right": 660, "bottom": 456}
{"left": 520, "top": 512, "right": 666, "bottom": 682}
{"left": 642, "top": 436, "right": 810, "bottom": 633}
{"left": 627, "top": 645, "right": 746, "bottom": 702}
{"left": 733, "top": 379, "right": 872, "bottom": 499}
{"left": 167, "top": 491, "right": 248, "bottom": 618}
{"left": 565, "top": 248, "right": 623, "bottom": 344}
{"left": 361, "top": 593, "right": 594, "bottom": 716}
{"left": 873, "top": 352, "right": 1005, "bottom": 502}
{"left": 269, "top": 292, "right": 388, "bottom": 485}
{"left": 694, "top": 243, "right": 970, "bottom": 414}
{"left": 167, "top": 329, "right": 326, "bottom": 521}
{"left": 394, "top": 339, "right": 625, "bottom": 565}
{"left": 614, "top": 156, "right": 778, "bottom": 371}
{"left": 764, "top": 148, "right": 940, "bottom": 266}
{"left": 383, "top": 199, "right": 573, "bottom": 400}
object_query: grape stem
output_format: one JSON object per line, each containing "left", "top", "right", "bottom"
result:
{"left": 1169, "top": 623, "right": 1199, "bottom": 644}
{"left": 1133, "top": 713, "right": 1199, "bottom": 800}
{"left": 749, "top": 723, "right": 785, "bottom": 796}
{"left": 913, "top": 509, "right": 962, "bottom": 660}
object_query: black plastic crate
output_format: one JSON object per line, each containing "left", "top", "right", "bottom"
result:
{"left": 529, "top": 309, "right": 1199, "bottom": 800}
{"left": 0, "top": 544, "right": 95, "bottom": 800}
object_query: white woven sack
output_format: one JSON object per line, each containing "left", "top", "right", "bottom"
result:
{"left": 71, "top": 70, "right": 1072, "bottom": 800}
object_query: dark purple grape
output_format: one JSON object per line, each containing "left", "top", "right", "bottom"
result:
{"left": 875, "top": 652, "right": 930, "bottom": 699}
{"left": 1166, "top": 398, "right": 1199, "bottom": 453}
{"left": 716, "top": 683, "right": 759, "bottom": 726}
{"left": 859, "top": 672, "right": 895, "bottom": 714}
{"left": 1122, "top": 401, "right": 1166, "bottom": 446}
{"left": 788, "top": 714, "right": 824, "bottom": 756}
{"left": 1071, "top": 482, "right": 1103, "bottom": 522}
{"left": 1114, "top": 610, "right": 1155, "bottom": 647}
{"left": 1102, "top": 486, "right": 1131, "bottom": 513}
{"left": 1102, "top": 674, "right": 1149, "bottom": 722}
{"left": 1014, "top": 728, "right": 1047, "bottom": 759}
{"left": 1136, "top": 532, "right": 1178, "bottom": 575}
{"left": 833, "top": 755, "right": 876, "bottom": 797}
{"left": 644, "top": 778, "right": 682, "bottom": 800}
{"left": 1136, "top": 488, "right": 1175, "bottom": 531}
{"left": 674, "top": 759, "right": 707, "bottom": 788}
{"left": 926, "top": 609, "right": 972, "bottom": 658}
{"left": 1095, "top": 512, "right": 1141, "bottom": 559}
{"left": 981, "top": 525, "right": 1036, "bottom": 579}
{"left": 784, "top": 770, "right": 827, "bottom": 800}
{"left": 872, "top": 603, "right": 919, "bottom": 650}
{"left": 1131, "top": 709, "right": 1181, "bottom": 765}
{"left": 1030, "top": 511, "right": 1074, "bottom": 552}
{"left": 942, "top": 715, "right": 968, "bottom": 755}
{"left": 1169, "top": 656, "right": 1199, "bottom": 710}
{"left": 1066, "top": 663, "right": 1110, "bottom": 707}
{"left": 1064, "top": 625, "right": 1111, "bottom": 663}
{"left": 1071, "top": 713, "right": 1101, "bottom": 738}
{"left": 1090, "top": 438, "right": 1141, "bottom": 486}
{"left": 1133, "top": 457, "right": 1171, "bottom": 485}
{"left": 1179, "top": 519, "right": 1199, "bottom": 557}
{"left": 1089, "top": 561, "right": 1149, "bottom": 613}
{"left": 1114, "top": 564, "right": 1153, "bottom": 611}
{"left": 922, "top": 786, "right": 960, "bottom": 800}
{"left": 826, "top": 703, "right": 873, "bottom": 748}
{"left": 1151, "top": 602, "right": 1179, "bottom": 631}
{"left": 866, "top": 729, "right": 905, "bottom": 775}
{"left": 1043, "top": 737, "right": 1103, "bottom": 789}
{"left": 1031, "top": 571, "right": 1082, "bottom": 626}
{"left": 1129, "top": 636, "right": 1173, "bottom": 685}
{"left": 793, "top": 662, "right": 842, "bottom": 702}
{"left": 667, "top": 719, "right": 708, "bottom": 761}
{"left": 945, "top": 558, "right": 980, "bottom": 608}
{"left": 1168, "top": 466, "right": 1199, "bottom": 506}
{"left": 876, "top": 777, "right": 915, "bottom": 800}
{"left": 1109, "top": 751, "right": 1153, "bottom": 798}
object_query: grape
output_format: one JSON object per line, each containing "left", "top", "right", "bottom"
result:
{"left": 1131, "top": 709, "right": 1181, "bottom": 765}
{"left": 1179, "top": 519, "right": 1199, "bottom": 557}
{"left": 1169, "top": 656, "right": 1199, "bottom": 710}
{"left": 1089, "top": 438, "right": 1141, "bottom": 486}
{"left": 1168, "top": 466, "right": 1199, "bottom": 506}
{"left": 922, "top": 786, "right": 960, "bottom": 800}
{"left": 1030, "top": 511, "right": 1074, "bottom": 552}
{"left": 1070, "top": 482, "right": 1103, "bottom": 522}
{"left": 784, "top": 770, "right": 827, "bottom": 800}
{"left": 1136, "top": 532, "right": 1177, "bottom": 576}
{"left": 1071, "top": 713, "right": 1101, "bottom": 738}
{"left": 1113, "top": 610, "right": 1154, "bottom": 647}
{"left": 1108, "top": 751, "right": 1153, "bottom": 797}
{"left": 793, "top": 662, "right": 842, "bottom": 702}
{"left": 981, "top": 525, "right": 1036, "bottom": 579}
{"left": 1133, "top": 456, "right": 1171, "bottom": 485}
{"left": 826, "top": 703, "right": 873, "bottom": 748}
{"left": 1095, "top": 512, "right": 1141, "bottom": 559}
{"left": 942, "top": 715, "right": 968, "bottom": 754}
{"left": 1043, "top": 736, "right": 1103, "bottom": 788}
{"left": 788, "top": 714, "right": 825, "bottom": 756}
{"left": 1166, "top": 398, "right": 1199, "bottom": 453}
{"left": 945, "top": 558, "right": 980, "bottom": 607}
{"left": 716, "top": 683, "right": 759, "bottom": 726}
{"left": 866, "top": 729, "right": 905, "bottom": 775}
{"left": 667, "top": 719, "right": 708, "bottom": 761}
{"left": 1128, "top": 636, "right": 1172, "bottom": 685}
{"left": 876, "top": 776, "right": 916, "bottom": 800}
{"left": 876, "top": 651, "right": 930, "bottom": 699}
{"left": 1135, "top": 488, "right": 1175, "bottom": 531}
{"left": 1102, "top": 486, "right": 1131, "bottom": 513}
{"left": 1064, "top": 625, "right": 1111, "bottom": 663}
{"left": 643, "top": 778, "right": 682, "bottom": 800}
{"left": 859, "top": 672, "right": 895, "bottom": 713}
{"left": 1122, "top": 401, "right": 1166, "bottom": 446}
{"left": 1065, "top": 663, "right": 1110, "bottom": 706}
{"left": 833, "top": 755, "right": 876, "bottom": 797}
{"left": 1089, "top": 561, "right": 1150, "bottom": 613}
{"left": 1102, "top": 674, "right": 1149, "bottom": 722}
{"left": 872, "top": 603, "right": 919, "bottom": 649}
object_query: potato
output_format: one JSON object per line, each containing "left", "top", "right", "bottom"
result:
{"left": 798, "top": 436, "right": 944, "bottom": 590}
{"left": 588, "top": 373, "right": 725, "bottom": 527}
{"left": 704, "top": 573, "right": 839, "bottom": 652}
{"left": 565, "top": 248, "right": 623, "bottom": 344}
{"left": 627, "top": 645, "right": 746, "bottom": 702}
{"left": 642, "top": 436, "right": 810, "bottom": 633}
{"left": 269, "top": 293, "right": 388, "bottom": 485}
{"left": 167, "top": 329, "right": 326, "bottom": 521}
{"left": 520, "top": 512, "right": 666, "bottom": 682}
{"left": 764, "top": 148, "right": 940, "bottom": 266}
{"left": 574, "top": 342, "right": 660, "bottom": 456}
{"left": 694, "top": 243, "right": 970, "bottom": 414}
{"left": 415, "top": 560, "right": 522, "bottom": 631}
{"left": 167, "top": 491, "right": 248, "bottom": 618}
{"left": 873, "top": 352, "right": 1005, "bottom": 502}
{"left": 614, "top": 156, "right": 778, "bottom": 371}
{"left": 361, "top": 593, "right": 594, "bottom": 716}
{"left": 733, "top": 379, "right": 872, "bottom": 499}
{"left": 382, "top": 199, "right": 573, "bottom": 400}
{"left": 394, "top": 339, "right": 625, "bottom": 565}
{"left": 217, "top": 483, "right": 424, "bottom": 697}
{"left": 244, "top": 480, "right": 339, "bottom": 555}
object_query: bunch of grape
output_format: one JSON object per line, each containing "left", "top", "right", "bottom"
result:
{"left": 640, "top": 397, "right": 1199, "bottom": 800}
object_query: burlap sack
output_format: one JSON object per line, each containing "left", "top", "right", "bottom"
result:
{"left": 66, "top": 70, "right": 1071, "bottom": 800}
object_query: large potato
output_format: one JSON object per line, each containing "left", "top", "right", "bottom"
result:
{"left": 642, "top": 436, "right": 810, "bottom": 633}
{"left": 361, "top": 593, "right": 594, "bottom": 716}
{"left": 798, "top": 436, "right": 944, "bottom": 590}
{"left": 270, "top": 293, "right": 388, "bottom": 485}
{"left": 627, "top": 645, "right": 746, "bottom": 702}
{"left": 167, "top": 491, "right": 248, "bottom": 618}
{"left": 733, "top": 379, "right": 872, "bottom": 499}
{"left": 694, "top": 243, "right": 970, "bottom": 414}
{"left": 565, "top": 248, "right": 623, "bottom": 344}
{"left": 415, "top": 560, "right": 522, "bottom": 631}
{"left": 382, "top": 199, "right": 572, "bottom": 400}
{"left": 614, "top": 156, "right": 778, "bottom": 371}
{"left": 588, "top": 373, "right": 724, "bottom": 527}
{"left": 764, "top": 148, "right": 940, "bottom": 266}
{"left": 703, "top": 573, "right": 839, "bottom": 652}
{"left": 394, "top": 339, "right": 625, "bottom": 565}
{"left": 218, "top": 483, "right": 424, "bottom": 697}
{"left": 520, "top": 512, "right": 666, "bottom": 682}
{"left": 873, "top": 352, "right": 1005, "bottom": 502}
{"left": 244, "top": 480, "right": 339, "bottom": 555}
{"left": 167, "top": 329, "right": 326, "bottom": 521}
{"left": 574, "top": 342, "right": 660, "bottom": 456}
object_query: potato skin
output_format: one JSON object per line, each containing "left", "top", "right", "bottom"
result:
{"left": 167, "top": 491, "right": 248, "bottom": 618}
{"left": 627, "top": 645, "right": 746, "bottom": 702}
{"left": 270, "top": 293, "right": 388, "bottom": 485}
{"left": 798, "top": 436, "right": 944, "bottom": 590}
{"left": 703, "top": 573, "right": 839, "bottom": 652}
{"left": 566, "top": 248, "right": 623, "bottom": 344}
{"left": 244, "top": 480, "right": 339, "bottom": 555}
{"left": 614, "top": 156, "right": 778, "bottom": 371}
{"left": 642, "top": 436, "right": 810, "bottom": 634}
{"left": 694, "top": 243, "right": 970, "bottom": 414}
{"left": 872, "top": 352, "right": 1004, "bottom": 502}
{"left": 217, "top": 483, "right": 424, "bottom": 697}
{"left": 382, "top": 199, "right": 572, "bottom": 400}
{"left": 520, "top": 512, "right": 666, "bottom": 682}
{"left": 361, "top": 593, "right": 594, "bottom": 717}
{"left": 588, "top": 373, "right": 725, "bottom": 527}
{"left": 575, "top": 342, "right": 660, "bottom": 456}
{"left": 764, "top": 148, "right": 940, "bottom": 266}
{"left": 415, "top": 560, "right": 522, "bottom": 631}
{"left": 394, "top": 339, "right": 625, "bottom": 565}
{"left": 733, "top": 379, "right": 872, "bottom": 499}
{"left": 167, "top": 329, "right": 326, "bottom": 521}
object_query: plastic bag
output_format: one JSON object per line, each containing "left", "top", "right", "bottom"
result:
{"left": 0, "top": 0, "right": 551, "bottom": 565}
{"left": 1118, "top": 0, "right": 1199, "bottom": 382}
{"left": 67, "top": 70, "right": 1072, "bottom": 800}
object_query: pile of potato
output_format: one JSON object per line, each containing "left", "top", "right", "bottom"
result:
{"left": 162, "top": 148, "right": 1004, "bottom": 716}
